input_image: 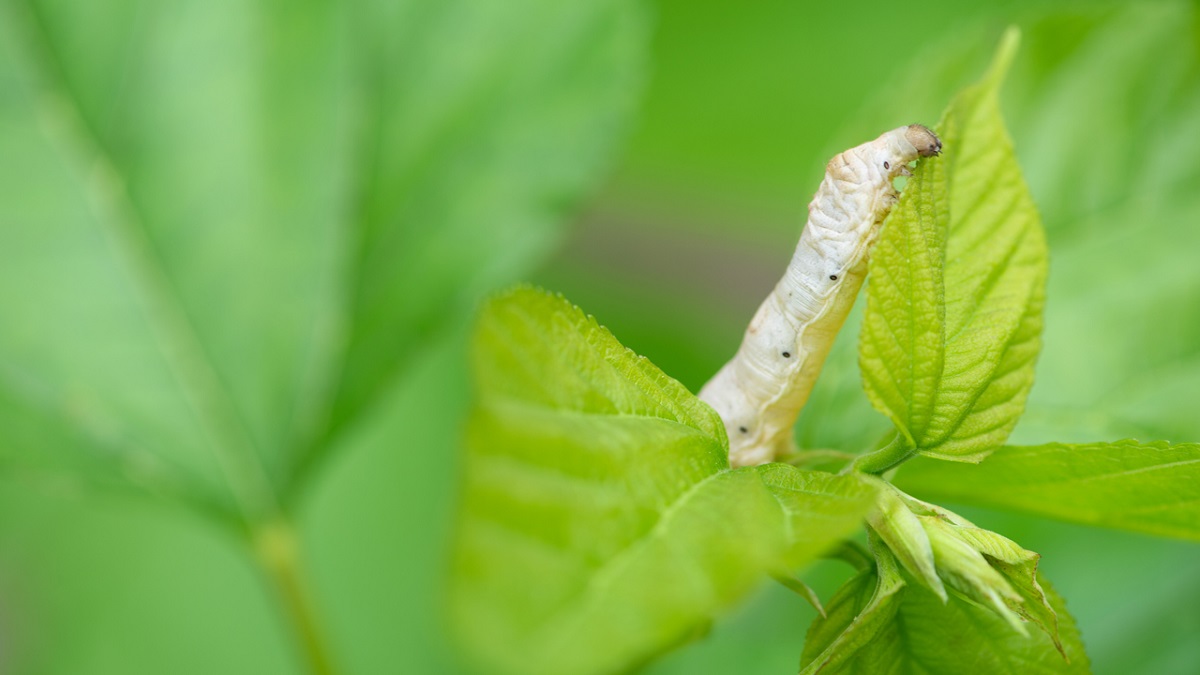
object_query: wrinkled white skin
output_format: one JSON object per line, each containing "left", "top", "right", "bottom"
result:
{"left": 699, "top": 124, "right": 941, "bottom": 467}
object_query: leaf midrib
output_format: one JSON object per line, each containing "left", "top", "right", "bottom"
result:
{"left": 11, "top": 0, "right": 277, "bottom": 521}
{"left": 959, "top": 453, "right": 1200, "bottom": 488}
{"left": 534, "top": 468, "right": 730, "bottom": 653}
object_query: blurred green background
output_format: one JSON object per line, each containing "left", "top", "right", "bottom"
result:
{"left": 0, "top": 0, "right": 1198, "bottom": 673}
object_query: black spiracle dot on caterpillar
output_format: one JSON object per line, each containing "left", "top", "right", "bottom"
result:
{"left": 883, "top": 161, "right": 890, "bottom": 170}
{"left": 782, "top": 351, "right": 791, "bottom": 358}
{"left": 738, "top": 426, "right": 749, "bottom": 434}
{"left": 829, "top": 274, "right": 838, "bottom": 281}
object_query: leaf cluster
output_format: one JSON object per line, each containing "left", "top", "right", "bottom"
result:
{"left": 450, "top": 26, "right": 1200, "bottom": 675}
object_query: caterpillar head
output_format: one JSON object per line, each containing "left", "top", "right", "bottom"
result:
{"left": 905, "top": 124, "right": 942, "bottom": 158}
{"left": 870, "top": 124, "right": 942, "bottom": 180}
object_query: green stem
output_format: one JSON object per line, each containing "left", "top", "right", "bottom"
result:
{"left": 253, "top": 519, "right": 339, "bottom": 675}
{"left": 848, "top": 435, "right": 918, "bottom": 475}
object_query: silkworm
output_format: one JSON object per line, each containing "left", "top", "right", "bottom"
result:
{"left": 698, "top": 124, "right": 941, "bottom": 467}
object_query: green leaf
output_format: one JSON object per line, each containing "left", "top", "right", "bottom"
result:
{"left": 992, "top": 556, "right": 1063, "bottom": 656}
{"left": 774, "top": 573, "right": 827, "bottom": 618}
{"left": 0, "top": 0, "right": 645, "bottom": 518}
{"left": 450, "top": 287, "right": 876, "bottom": 675}
{"left": 1001, "top": 4, "right": 1200, "bottom": 445}
{"left": 846, "top": 6, "right": 1200, "bottom": 447}
{"left": 315, "top": 0, "right": 649, "bottom": 454}
{"left": 858, "top": 28, "right": 1048, "bottom": 466}
{"left": 896, "top": 441, "right": 1200, "bottom": 541}
{"left": 900, "top": 499, "right": 1061, "bottom": 649}
{"left": 1011, "top": 4, "right": 1198, "bottom": 245}
{"left": 802, "top": 548, "right": 1090, "bottom": 674}
{"left": 799, "top": 535, "right": 906, "bottom": 675}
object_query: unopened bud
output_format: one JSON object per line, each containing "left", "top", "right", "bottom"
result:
{"left": 864, "top": 484, "right": 1063, "bottom": 648}
{"left": 919, "top": 515, "right": 1027, "bottom": 636}
{"left": 865, "top": 479, "right": 945, "bottom": 601}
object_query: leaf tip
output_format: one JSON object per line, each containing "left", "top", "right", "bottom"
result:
{"left": 931, "top": 577, "right": 949, "bottom": 604}
{"left": 774, "top": 573, "right": 828, "bottom": 618}
{"left": 985, "top": 26, "right": 1022, "bottom": 88}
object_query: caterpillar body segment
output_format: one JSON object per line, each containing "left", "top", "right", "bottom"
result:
{"left": 699, "top": 125, "right": 941, "bottom": 467}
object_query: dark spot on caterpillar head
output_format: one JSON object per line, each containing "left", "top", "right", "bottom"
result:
{"left": 829, "top": 274, "right": 838, "bottom": 281}
{"left": 883, "top": 161, "right": 890, "bottom": 170}
{"left": 738, "top": 426, "right": 748, "bottom": 434}
{"left": 782, "top": 351, "right": 791, "bottom": 358}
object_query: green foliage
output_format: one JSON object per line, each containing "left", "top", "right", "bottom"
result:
{"left": 715, "top": 2, "right": 1200, "bottom": 481}
{"left": 801, "top": 542, "right": 1089, "bottom": 675}
{"left": 858, "top": 29, "right": 1047, "bottom": 466}
{"left": 0, "top": 0, "right": 648, "bottom": 672}
{"left": 0, "top": 0, "right": 645, "bottom": 521}
{"left": 536, "top": 5, "right": 1200, "bottom": 675}
{"left": 896, "top": 441, "right": 1200, "bottom": 540}
{"left": 452, "top": 288, "right": 875, "bottom": 675}
{"left": 2, "top": 0, "right": 1198, "bottom": 673}
{"left": 865, "top": 485, "right": 1068, "bottom": 654}
{"left": 453, "top": 23, "right": 1200, "bottom": 675}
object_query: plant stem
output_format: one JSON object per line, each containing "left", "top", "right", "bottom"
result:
{"left": 847, "top": 435, "right": 917, "bottom": 475}
{"left": 253, "top": 518, "right": 339, "bottom": 675}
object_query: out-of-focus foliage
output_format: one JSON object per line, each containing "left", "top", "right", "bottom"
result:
{"left": 451, "top": 288, "right": 875, "bottom": 675}
{"left": 0, "top": 0, "right": 645, "bottom": 672}
{"left": 0, "top": 0, "right": 644, "bottom": 516}
{"left": 897, "top": 441, "right": 1200, "bottom": 540}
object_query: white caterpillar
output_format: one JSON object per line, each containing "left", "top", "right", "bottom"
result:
{"left": 699, "top": 124, "right": 941, "bottom": 467}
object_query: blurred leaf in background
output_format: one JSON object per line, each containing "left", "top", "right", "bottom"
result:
{"left": 0, "top": 0, "right": 646, "bottom": 672}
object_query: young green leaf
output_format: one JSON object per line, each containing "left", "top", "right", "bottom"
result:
{"left": 0, "top": 0, "right": 646, "bottom": 517}
{"left": 834, "top": 3, "right": 1200, "bottom": 447}
{"left": 858, "top": 28, "right": 1047, "bottom": 467}
{"left": 896, "top": 440, "right": 1200, "bottom": 540}
{"left": 451, "top": 287, "right": 876, "bottom": 675}
{"left": 775, "top": 573, "right": 828, "bottom": 618}
{"left": 799, "top": 536, "right": 907, "bottom": 675}
{"left": 803, "top": 555, "right": 1090, "bottom": 674}
{"left": 992, "top": 557, "right": 1063, "bottom": 656}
